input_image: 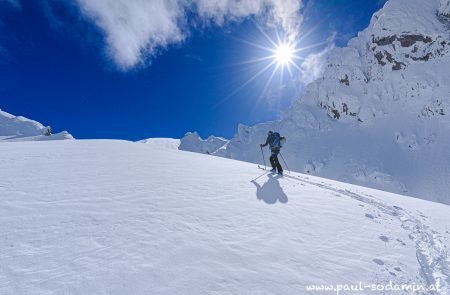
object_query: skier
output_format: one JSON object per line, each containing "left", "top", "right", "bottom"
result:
{"left": 260, "top": 131, "right": 284, "bottom": 176}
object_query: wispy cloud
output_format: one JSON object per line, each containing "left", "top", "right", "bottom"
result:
{"left": 74, "top": 0, "right": 303, "bottom": 70}
{"left": 76, "top": 0, "right": 184, "bottom": 70}
{"left": 2, "top": 0, "right": 22, "bottom": 10}
{"left": 0, "top": 44, "right": 7, "bottom": 58}
{"left": 0, "top": 0, "right": 22, "bottom": 61}
{"left": 185, "top": 53, "right": 202, "bottom": 63}
{"left": 194, "top": 0, "right": 302, "bottom": 37}
{"left": 299, "top": 35, "right": 335, "bottom": 84}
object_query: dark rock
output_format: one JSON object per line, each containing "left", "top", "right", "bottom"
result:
{"left": 411, "top": 53, "right": 432, "bottom": 61}
{"left": 373, "top": 35, "right": 397, "bottom": 46}
{"left": 398, "top": 34, "right": 432, "bottom": 47}
{"left": 373, "top": 34, "right": 432, "bottom": 47}
{"left": 342, "top": 103, "right": 348, "bottom": 114}
{"left": 331, "top": 109, "right": 340, "bottom": 119}
{"left": 339, "top": 74, "right": 350, "bottom": 86}
{"left": 420, "top": 100, "right": 446, "bottom": 117}
{"left": 392, "top": 61, "right": 405, "bottom": 70}
{"left": 374, "top": 51, "right": 386, "bottom": 65}
{"left": 384, "top": 51, "right": 395, "bottom": 63}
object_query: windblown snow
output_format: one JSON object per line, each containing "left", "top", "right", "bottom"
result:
{"left": 139, "top": 137, "right": 180, "bottom": 150}
{"left": 180, "top": 0, "right": 450, "bottom": 205}
{"left": 0, "top": 109, "right": 73, "bottom": 142}
{"left": 1, "top": 140, "right": 450, "bottom": 294}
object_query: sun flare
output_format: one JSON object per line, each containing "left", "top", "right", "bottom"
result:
{"left": 220, "top": 26, "right": 328, "bottom": 104}
{"left": 274, "top": 42, "right": 295, "bottom": 66}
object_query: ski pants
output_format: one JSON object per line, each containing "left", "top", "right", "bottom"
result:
{"left": 270, "top": 149, "right": 283, "bottom": 173}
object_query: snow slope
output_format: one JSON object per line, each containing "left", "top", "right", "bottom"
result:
{"left": 1, "top": 140, "right": 449, "bottom": 294}
{"left": 180, "top": 0, "right": 450, "bottom": 205}
{"left": 0, "top": 109, "right": 73, "bottom": 142}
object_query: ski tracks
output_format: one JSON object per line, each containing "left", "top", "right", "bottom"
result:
{"left": 286, "top": 174, "right": 450, "bottom": 294}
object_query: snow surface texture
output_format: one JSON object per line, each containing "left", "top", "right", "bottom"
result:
{"left": 180, "top": 0, "right": 450, "bottom": 205}
{"left": 0, "top": 140, "right": 449, "bottom": 294}
{"left": 0, "top": 109, "right": 73, "bottom": 142}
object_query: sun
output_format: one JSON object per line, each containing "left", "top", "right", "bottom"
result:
{"left": 218, "top": 26, "right": 327, "bottom": 104}
{"left": 274, "top": 42, "right": 295, "bottom": 66}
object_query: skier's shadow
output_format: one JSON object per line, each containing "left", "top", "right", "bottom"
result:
{"left": 251, "top": 174, "right": 288, "bottom": 204}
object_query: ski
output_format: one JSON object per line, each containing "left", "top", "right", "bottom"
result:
{"left": 258, "top": 165, "right": 283, "bottom": 176}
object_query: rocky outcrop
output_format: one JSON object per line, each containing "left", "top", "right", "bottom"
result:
{"left": 439, "top": 0, "right": 450, "bottom": 18}
{"left": 373, "top": 34, "right": 432, "bottom": 47}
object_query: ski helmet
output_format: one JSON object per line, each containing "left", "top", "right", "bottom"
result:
{"left": 268, "top": 130, "right": 273, "bottom": 135}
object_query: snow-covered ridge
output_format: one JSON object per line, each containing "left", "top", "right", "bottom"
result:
{"left": 369, "top": 0, "right": 445, "bottom": 38}
{"left": 180, "top": 0, "right": 450, "bottom": 205}
{"left": 0, "top": 109, "right": 73, "bottom": 142}
{"left": 138, "top": 137, "right": 180, "bottom": 149}
{"left": 179, "top": 131, "right": 228, "bottom": 154}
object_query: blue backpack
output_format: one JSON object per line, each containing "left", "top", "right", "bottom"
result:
{"left": 271, "top": 132, "right": 282, "bottom": 148}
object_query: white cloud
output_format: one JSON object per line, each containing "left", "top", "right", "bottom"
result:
{"left": 300, "top": 40, "right": 335, "bottom": 84}
{"left": 300, "top": 52, "right": 324, "bottom": 84}
{"left": 193, "top": 0, "right": 263, "bottom": 25}
{"left": 195, "top": 0, "right": 303, "bottom": 40}
{"left": 75, "top": 0, "right": 303, "bottom": 70}
{"left": 76, "top": 0, "right": 184, "bottom": 69}
{"left": 265, "top": 0, "right": 303, "bottom": 39}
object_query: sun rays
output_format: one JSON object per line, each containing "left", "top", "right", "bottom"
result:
{"left": 211, "top": 21, "right": 329, "bottom": 110}
{"left": 216, "top": 31, "right": 304, "bottom": 108}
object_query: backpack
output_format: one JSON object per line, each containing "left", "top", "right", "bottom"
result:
{"left": 271, "top": 132, "right": 284, "bottom": 148}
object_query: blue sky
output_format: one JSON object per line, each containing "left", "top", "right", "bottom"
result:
{"left": 0, "top": 0, "right": 385, "bottom": 140}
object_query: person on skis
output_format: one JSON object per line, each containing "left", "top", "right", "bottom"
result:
{"left": 260, "top": 130, "right": 284, "bottom": 175}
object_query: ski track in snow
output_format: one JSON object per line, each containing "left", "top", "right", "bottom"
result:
{"left": 285, "top": 174, "right": 450, "bottom": 294}
{"left": 1, "top": 140, "right": 450, "bottom": 294}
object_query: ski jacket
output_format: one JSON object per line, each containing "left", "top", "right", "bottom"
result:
{"left": 261, "top": 132, "right": 282, "bottom": 150}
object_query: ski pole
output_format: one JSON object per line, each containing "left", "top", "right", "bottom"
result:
{"left": 260, "top": 146, "right": 267, "bottom": 171}
{"left": 279, "top": 151, "right": 290, "bottom": 173}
